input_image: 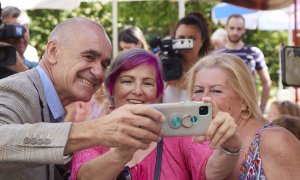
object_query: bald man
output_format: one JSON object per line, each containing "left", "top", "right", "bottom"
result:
{"left": 0, "top": 17, "right": 164, "bottom": 179}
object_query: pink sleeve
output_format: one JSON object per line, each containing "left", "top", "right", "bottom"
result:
{"left": 181, "top": 138, "right": 213, "bottom": 180}
{"left": 70, "top": 146, "right": 109, "bottom": 180}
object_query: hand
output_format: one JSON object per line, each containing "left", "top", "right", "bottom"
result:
{"left": 94, "top": 104, "right": 165, "bottom": 150}
{"left": 74, "top": 101, "right": 90, "bottom": 122}
{"left": 6, "top": 51, "right": 28, "bottom": 72}
{"left": 111, "top": 146, "right": 138, "bottom": 163}
{"left": 193, "top": 97, "right": 241, "bottom": 151}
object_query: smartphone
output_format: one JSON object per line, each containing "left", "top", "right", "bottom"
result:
{"left": 147, "top": 101, "right": 212, "bottom": 137}
{"left": 280, "top": 46, "right": 300, "bottom": 87}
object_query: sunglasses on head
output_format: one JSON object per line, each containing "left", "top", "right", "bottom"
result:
{"left": 116, "top": 166, "right": 131, "bottom": 180}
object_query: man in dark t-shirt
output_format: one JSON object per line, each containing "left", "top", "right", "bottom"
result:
{"left": 218, "top": 14, "right": 272, "bottom": 113}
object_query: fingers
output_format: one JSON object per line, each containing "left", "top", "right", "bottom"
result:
{"left": 97, "top": 104, "right": 165, "bottom": 150}
{"left": 127, "top": 104, "right": 166, "bottom": 123}
{"left": 215, "top": 124, "right": 237, "bottom": 148}
{"left": 206, "top": 111, "right": 237, "bottom": 149}
{"left": 192, "top": 135, "right": 207, "bottom": 143}
{"left": 119, "top": 122, "right": 162, "bottom": 143}
{"left": 202, "top": 96, "right": 219, "bottom": 119}
{"left": 118, "top": 125, "right": 159, "bottom": 150}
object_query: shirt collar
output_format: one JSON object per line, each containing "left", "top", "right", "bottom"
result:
{"left": 36, "top": 65, "right": 65, "bottom": 121}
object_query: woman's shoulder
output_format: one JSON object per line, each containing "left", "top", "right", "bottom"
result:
{"left": 260, "top": 126, "right": 300, "bottom": 155}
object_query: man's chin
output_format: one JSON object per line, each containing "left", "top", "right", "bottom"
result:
{"left": 229, "top": 38, "right": 241, "bottom": 44}
{"left": 77, "top": 94, "right": 93, "bottom": 102}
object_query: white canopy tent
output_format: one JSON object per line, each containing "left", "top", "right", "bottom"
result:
{"left": 212, "top": 2, "right": 300, "bottom": 45}
{"left": 1, "top": 0, "right": 186, "bottom": 57}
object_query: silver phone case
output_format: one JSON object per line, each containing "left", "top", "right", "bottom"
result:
{"left": 148, "top": 102, "right": 212, "bottom": 137}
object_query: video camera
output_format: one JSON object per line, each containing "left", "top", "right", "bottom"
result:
{"left": 150, "top": 36, "right": 193, "bottom": 81}
{"left": 0, "top": 23, "right": 24, "bottom": 40}
{"left": 0, "top": 2, "right": 25, "bottom": 67}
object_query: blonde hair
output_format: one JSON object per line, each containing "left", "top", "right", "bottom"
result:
{"left": 186, "top": 53, "right": 263, "bottom": 120}
{"left": 211, "top": 28, "right": 227, "bottom": 43}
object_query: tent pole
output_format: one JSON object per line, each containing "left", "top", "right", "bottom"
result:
{"left": 112, "top": 0, "right": 118, "bottom": 58}
{"left": 178, "top": 0, "right": 185, "bottom": 19}
{"left": 293, "top": 0, "right": 298, "bottom": 103}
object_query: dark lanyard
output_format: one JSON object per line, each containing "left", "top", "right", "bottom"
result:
{"left": 154, "top": 138, "right": 163, "bottom": 180}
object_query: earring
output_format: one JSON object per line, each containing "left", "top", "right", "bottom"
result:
{"left": 109, "top": 98, "right": 115, "bottom": 110}
{"left": 109, "top": 104, "right": 115, "bottom": 110}
{"left": 241, "top": 108, "right": 251, "bottom": 119}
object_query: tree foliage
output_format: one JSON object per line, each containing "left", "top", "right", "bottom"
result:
{"left": 26, "top": 1, "right": 288, "bottom": 87}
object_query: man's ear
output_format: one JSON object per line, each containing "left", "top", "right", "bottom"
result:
{"left": 46, "top": 40, "right": 59, "bottom": 64}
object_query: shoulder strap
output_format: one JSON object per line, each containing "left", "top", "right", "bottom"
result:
{"left": 154, "top": 138, "right": 164, "bottom": 180}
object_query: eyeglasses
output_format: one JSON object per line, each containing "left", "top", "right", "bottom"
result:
{"left": 116, "top": 166, "right": 131, "bottom": 180}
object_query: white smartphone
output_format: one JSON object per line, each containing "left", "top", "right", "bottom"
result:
{"left": 147, "top": 101, "right": 212, "bottom": 137}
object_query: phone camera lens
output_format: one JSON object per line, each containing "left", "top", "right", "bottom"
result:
{"left": 199, "top": 106, "right": 209, "bottom": 115}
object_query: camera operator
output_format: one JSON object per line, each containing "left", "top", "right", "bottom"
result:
{"left": 162, "top": 12, "right": 213, "bottom": 103}
{"left": 0, "top": 6, "right": 38, "bottom": 79}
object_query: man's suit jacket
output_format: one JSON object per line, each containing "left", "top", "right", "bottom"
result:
{"left": 0, "top": 68, "right": 72, "bottom": 180}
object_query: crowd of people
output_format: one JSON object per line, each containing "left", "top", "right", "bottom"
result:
{"left": 0, "top": 5, "right": 299, "bottom": 180}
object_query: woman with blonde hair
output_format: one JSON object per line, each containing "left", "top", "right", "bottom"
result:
{"left": 186, "top": 52, "right": 300, "bottom": 179}
{"left": 70, "top": 49, "right": 242, "bottom": 180}
{"left": 266, "top": 100, "right": 300, "bottom": 122}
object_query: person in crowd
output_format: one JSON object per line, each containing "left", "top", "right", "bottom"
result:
{"left": 0, "top": 17, "right": 166, "bottom": 179}
{"left": 0, "top": 6, "right": 38, "bottom": 79}
{"left": 163, "top": 12, "right": 214, "bottom": 103}
{"left": 265, "top": 100, "right": 300, "bottom": 123}
{"left": 119, "top": 26, "right": 149, "bottom": 51}
{"left": 186, "top": 53, "right": 300, "bottom": 179}
{"left": 211, "top": 28, "right": 228, "bottom": 49}
{"left": 65, "top": 25, "right": 149, "bottom": 123}
{"left": 16, "top": 7, "right": 40, "bottom": 62}
{"left": 265, "top": 100, "right": 300, "bottom": 140}
{"left": 271, "top": 115, "right": 300, "bottom": 140}
{"left": 65, "top": 25, "right": 150, "bottom": 122}
{"left": 218, "top": 14, "right": 272, "bottom": 113}
{"left": 70, "top": 48, "right": 242, "bottom": 180}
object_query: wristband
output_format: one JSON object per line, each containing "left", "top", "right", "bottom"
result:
{"left": 220, "top": 144, "right": 241, "bottom": 156}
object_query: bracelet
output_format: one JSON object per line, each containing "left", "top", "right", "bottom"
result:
{"left": 220, "top": 144, "right": 241, "bottom": 156}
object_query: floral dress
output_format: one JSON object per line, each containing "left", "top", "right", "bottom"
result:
{"left": 238, "top": 124, "right": 273, "bottom": 180}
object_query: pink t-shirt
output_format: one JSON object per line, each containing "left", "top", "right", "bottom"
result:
{"left": 70, "top": 136, "right": 213, "bottom": 180}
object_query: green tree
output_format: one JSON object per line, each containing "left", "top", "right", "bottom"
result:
{"left": 26, "top": 1, "right": 286, "bottom": 88}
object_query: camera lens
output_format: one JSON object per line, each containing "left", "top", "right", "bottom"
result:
{"left": 199, "top": 106, "right": 209, "bottom": 115}
{"left": 0, "top": 49, "right": 8, "bottom": 60}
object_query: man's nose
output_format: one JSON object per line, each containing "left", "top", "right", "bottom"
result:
{"left": 91, "top": 63, "right": 104, "bottom": 78}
